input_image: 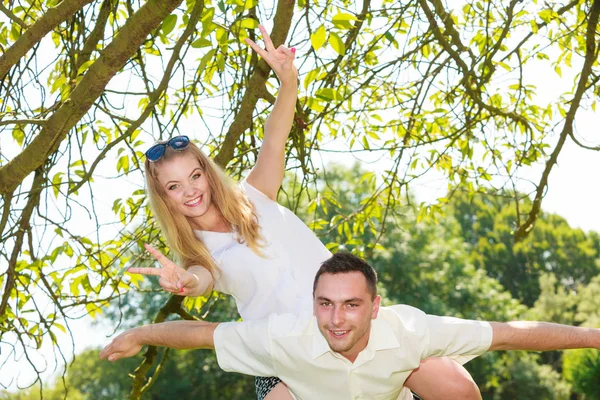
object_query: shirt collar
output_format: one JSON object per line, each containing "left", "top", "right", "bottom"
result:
{"left": 311, "top": 310, "right": 401, "bottom": 360}
{"left": 311, "top": 317, "right": 331, "bottom": 359}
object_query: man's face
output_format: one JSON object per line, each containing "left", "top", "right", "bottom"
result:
{"left": 313, "top": 271, "right": 380, "bottom": 362}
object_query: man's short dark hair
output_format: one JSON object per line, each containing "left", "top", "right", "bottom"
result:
{"left": 313, "top": 252, "right": 378, "bottom": 299}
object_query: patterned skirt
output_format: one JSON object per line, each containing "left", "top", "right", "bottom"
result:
{"left": 255, "top": 376, "right": 282, "bottom": 400}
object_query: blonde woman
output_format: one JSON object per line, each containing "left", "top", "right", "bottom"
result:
{"left": 132, "top": 26, "right": 481, "bottom": 400}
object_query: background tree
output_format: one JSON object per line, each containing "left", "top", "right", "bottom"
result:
{"left": 1, "top": 0, "right": 600, "bottom": 397}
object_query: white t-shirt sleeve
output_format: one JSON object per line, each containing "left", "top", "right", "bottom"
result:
{"left": 242, "top": 179, "right": 274, "bottom": 207}
{"left": 214, "top": 317, "right": 276, "bottom": 377}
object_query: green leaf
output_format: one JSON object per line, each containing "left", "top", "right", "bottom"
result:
{"left": 201, "top": 8, "right": 216, "bottom": 37}
{"left": 332, "top": 12, "right": 356, "bottom": 30}
{"left": 50, "top": 76, "right": 66, "bottom": 94}
{"left": 310, "top": 25, "right": 327, "bottom": 51}
{"left": 303, "top": 67, "right": 326, "bottom": 90}
{"left": 54, "top": 323, "right": 66, "bottom": 334}
{"left": 198, "top": 49, "right": 216, "bottom": 77}
{"left": 161, "top": 14, "right": 178, "bottom": 36}
{"left": 76, "top": 60, "right": 94, "bottom": 76}
{"left": 52, "top": 172, "right": 64, "bottom": 198}
{"left": 306, "top": 97, "right": 325, "bottom": 113}
{"left": 191, "top": 37, "right": 212, "bottom": 48}
{"left": 315, "top": 88, "right": 342, "bottom": 101}
{"left": 12, "top": 125, "right": 24, "bottom": 146}
{"left": 238, "top": 18, "right": 258, "bottom": 29}
{"left": 116, "top": 155, "right": 130, "bottom": 173}
{"left": 329, "top": 32, "right": 346, "bottom": 56}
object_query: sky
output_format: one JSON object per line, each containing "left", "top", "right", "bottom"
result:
{"left": 2, "top": 4, "right": 600, "bottom": 394}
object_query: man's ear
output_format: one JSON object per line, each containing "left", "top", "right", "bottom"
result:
{"left": 371, "top": 295, "right": 381, "bottom": 319}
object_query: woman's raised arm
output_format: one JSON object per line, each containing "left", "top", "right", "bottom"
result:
{"left": 245, "top": 24, "right": 298, "bottom": 200}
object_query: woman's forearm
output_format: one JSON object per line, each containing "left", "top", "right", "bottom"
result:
{"left": 263, "top": 80, "right": 298, "bottom": 146}
{"left": 187, "top": 265, "right": 214, "bottom": 297}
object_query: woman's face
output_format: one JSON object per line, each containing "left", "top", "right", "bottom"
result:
{"left": 154, "top": 152, "right": 214, "bottom": 228}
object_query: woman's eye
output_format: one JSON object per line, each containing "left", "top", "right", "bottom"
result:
{"left": 168, "top": 184, "right": 178, "bottom": 190}
{"left": 192, "top": 173, "right": 201, "bottom": 180}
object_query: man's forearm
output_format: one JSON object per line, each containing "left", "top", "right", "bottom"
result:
{"left": 490, "top": 321, "right": 600, "bottom": 351}
{"left": 137, "top": 320, "right": 219, "bottom": 350}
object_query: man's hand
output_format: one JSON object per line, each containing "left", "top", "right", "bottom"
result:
{"left": 100, "top": 328, "right": 144, "bottom": 362}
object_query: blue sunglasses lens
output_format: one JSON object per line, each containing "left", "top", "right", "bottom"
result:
{"left": 168, "top": 136, "right": 190, "bottom": 150}
{"left": 145, "top": 136, "right": 190, "bottom": 161}
{"left": 146, "top": 144, "right": 166, "bottom": 162}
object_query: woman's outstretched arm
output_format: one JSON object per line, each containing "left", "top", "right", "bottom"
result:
{"left": 245, "top": 24, "right": 298, "bottom": 200}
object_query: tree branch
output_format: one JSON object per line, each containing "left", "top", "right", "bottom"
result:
{"left": 76, "top": 0, "right": 114, "bottom": 72}
{"left": 0, "top": 118, "right": 46, "bottom": 127}
{"left": 0, "top": 168, "right": 43, "bottom": 318}
{"left": 0, "top": 0, "right": 185, "bottom": 196}
{"left": 0, "top": 0, "right": 94, "bottom": 79}
{"left": 129, "top": 295, "right": 184, "bottom": 399}
{"left": 0, "top": 3, "right": 28, "bottom": 29}
{"left": 514, "top": 0, "right": 600, "bottom": 241}
{"left": 418, "top": 0, "right": 532, "bottom": 132}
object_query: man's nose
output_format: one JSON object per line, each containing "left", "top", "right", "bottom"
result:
{"left": 331, "top": 306, "right": 344, "bottom": 327}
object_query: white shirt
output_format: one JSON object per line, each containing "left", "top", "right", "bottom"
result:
{"left": 214, "top": 305, "right": 493, "bottom": 400}
{"left": 195, "top": 181, "right": 332, "bottom": 320}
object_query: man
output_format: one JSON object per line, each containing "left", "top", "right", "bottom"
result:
{"left": 101, "top": 252, "right": 600, "bottom": 399}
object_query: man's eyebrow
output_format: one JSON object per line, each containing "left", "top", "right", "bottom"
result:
{"left": 344, "top": 298, "right": 363, "bottom": 304}
{"left": 315, "top": 296, "right": 364, "bottom": 303}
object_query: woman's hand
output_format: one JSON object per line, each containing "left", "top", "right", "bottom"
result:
{"left": 128, "top": 244, "right": 208, "bottom": 297}
{"left": 245, "top": 24, "right": 298, "bottom": 86}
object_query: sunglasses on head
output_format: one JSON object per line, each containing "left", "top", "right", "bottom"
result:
{"left": 145, "top": 135, "right": 190, "bottom": 162}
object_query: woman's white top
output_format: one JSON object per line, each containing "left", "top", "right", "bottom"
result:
{"left": 195, "top": 181, "right": 332, "bottom": 321}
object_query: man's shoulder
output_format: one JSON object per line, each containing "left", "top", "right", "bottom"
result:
{"left": 378, "top": 304, "right": 430, "bottom": 333}
{"left": 267, "top": 311, "right": 314, "bottom": 338}
{"left": 380, "top": 304, "right": 427, "bottom": 318}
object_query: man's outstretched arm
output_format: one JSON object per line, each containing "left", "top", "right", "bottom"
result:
{"left": 99, "top": 320, "right": 219, "bottom": 362}
{"left": 489, "top": 321, "right": 600, "bottom": 351}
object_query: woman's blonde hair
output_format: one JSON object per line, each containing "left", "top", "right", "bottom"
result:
{"left": 145, "top": 142, "right": 263, "bottom": 275}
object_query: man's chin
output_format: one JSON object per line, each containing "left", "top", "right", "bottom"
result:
{"left": 326, "top": 340, "right": 352, "bottom": 354}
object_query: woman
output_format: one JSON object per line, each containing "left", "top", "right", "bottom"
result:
{"left": 132, "top": 25, "right": 480, "bottom": 400}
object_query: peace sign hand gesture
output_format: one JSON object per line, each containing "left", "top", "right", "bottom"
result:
{"left": 245, "top": 24, "right": 298, "bottom": 86}
{"left": 128, "top": 244, "right": 209, "bottom": 297}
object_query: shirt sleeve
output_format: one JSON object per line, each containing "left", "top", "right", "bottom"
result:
{"left": 242, "top": 179, "right": 276, "bottom": 206}
{"left": 390, "top": 305, "right": 493, "bottom": 365}
{"left": 422, "top": 314, "right": 493, "bottom": 364}
{"left": 214, "top": 317, "right": 277, "bottom": 377}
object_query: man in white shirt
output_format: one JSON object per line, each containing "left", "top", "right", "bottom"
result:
{"left": 101, "top": 252, "right": 600, "bottom": 399}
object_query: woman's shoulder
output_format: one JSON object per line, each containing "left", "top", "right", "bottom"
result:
{"left": 240, "top": 179, "right": 277, "bottom": 207}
